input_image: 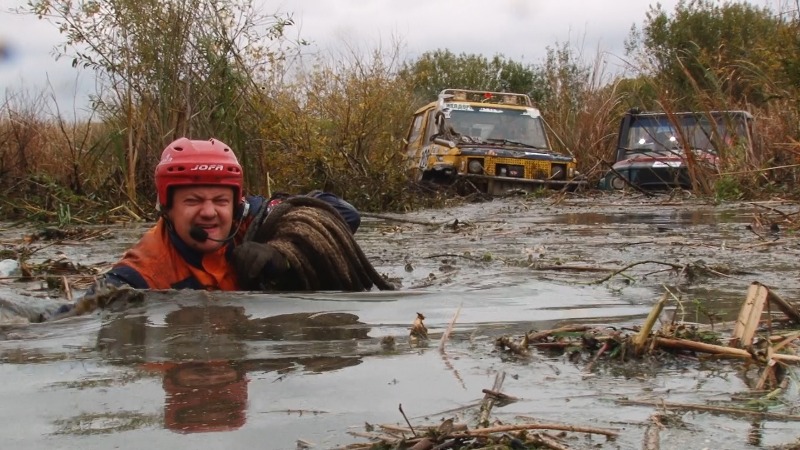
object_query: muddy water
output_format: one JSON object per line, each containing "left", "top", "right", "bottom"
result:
{"left": 1, "top": 195, "right": 799, "bottom": 449}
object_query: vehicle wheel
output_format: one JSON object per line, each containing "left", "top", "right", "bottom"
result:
{"left": 610, "top": 175, "right": 626, "bottom": 190}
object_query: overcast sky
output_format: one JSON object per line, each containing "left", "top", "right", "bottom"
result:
{"left": 0, "top": 0, "right": 768, "bottom": 114}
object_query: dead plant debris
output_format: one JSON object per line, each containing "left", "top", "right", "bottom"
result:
{"left": 0, "top": 227, "right": 113, "bottom": 292}
{"left": 346, "top": 282, "right": 800, "bottom": 450}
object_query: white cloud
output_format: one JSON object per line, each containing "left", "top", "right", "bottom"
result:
{"left": 11, "top": 0, "right": 768, "bottom": 114}
{"left": 275, "top": 0, "right": 674, "bottom": 64}
{"left": 1, "top": 0, "right": 93, "bottom": 116}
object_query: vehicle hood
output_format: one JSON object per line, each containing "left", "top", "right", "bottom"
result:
{"left": 460, "top": 146, "right": 573, "bottom": 162}
{"left": 612, "top": 151, "right": 717, "bottom": 170}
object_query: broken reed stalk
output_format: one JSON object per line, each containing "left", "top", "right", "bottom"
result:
{"left": 771, "top": 353, "right": 800, "bottom": 362}
{"left": 379, "top": 422, "right": 468, "bottom": 437}
{"left": 360, "top": 212, "right": 445, "bottom": 227}
{"left": 440, "top": 304, "right": 462, "bottom": 352}
{"left": 478, "top": 372, "right": 506, "bottom": 427}
{"left": 615, "top": 399, "right": 800, "bottom": 421}
{"left": 376, "top": 424, "right": 413, "bottom": 436}
{"left": 423, "top": 306, "right": 467, "bottom": 390}
{"left": 112, "top": 204, "right": 138, "bottom": 222}
{"left": 348, "top": 430, "right": 400, "bottom": 442}
{"left": 633, "top": 292, "right": 669, "bottom": 356}
{"left": 755, "top": 357, "right": 778, "bottom": 390}
{"left": 481, "top": 389, "right": 519, "bottom": 402}
{"left": 655, "top": 337, "right": 753, "bottom": 359}
{"left": 527, "top": 325, "right": 591, "bottom": 341}
{"left": 529, "top": 265, "right": 610, "bottom": 273}
{"left": 772, "top": 332, "right": 800, "bottom": 352}
{"left": 398, "top": 404, "right": 417, "bottom": 437}
{"left": 758, "top": 334, "right": 800, "bottom": 389}
{"left": 766, "top": 288, "right": 800, "bottom": 323}
{"left": 458, "top": 421, "right": 621, "bottom": 438}
{"left": 731, "top": 283, "right": 800, "bottom": 348}
{"left": 731, "top": 282, "right": 769, "bottom": 348}
{"left": 584, "top": 340, "right": 610, "bottom": 373}
{"left": 62, "top": 275, "right": 72, "bottom": 302}
{"left": 591, "top": 260, "right": 682, "bottom": 285}
{"left": 748, "top": 201, "right": 795, "bottom": 220}
{"left": 642, "top": 413, "right": 662, "bottom": 450}
{"left": 527, "top": 432, "right": 572, "bottom": 450}
{"left": 408, "top": 437, "right": 435, "bottom": 450}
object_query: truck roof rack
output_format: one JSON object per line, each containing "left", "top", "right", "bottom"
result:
{"left": 440, "top": 89, "right": 533, "bottom": 107}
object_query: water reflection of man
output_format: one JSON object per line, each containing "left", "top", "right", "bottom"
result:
{"left": 159, "top": 361, "right": 247, "bottom": 433}
{"left": 97, "top": 303, "right": 368, "bottom": 433}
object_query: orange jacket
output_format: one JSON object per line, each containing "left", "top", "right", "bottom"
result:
{"left": 111, "top": 219, "right": 241, "bottom": 290}
{"left": 102, "top": 192, "right": 360, "bottom": 291}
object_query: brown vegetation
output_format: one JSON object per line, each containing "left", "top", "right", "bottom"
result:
{"left": 1, "top": 1, "right": 799, "bottom": 224}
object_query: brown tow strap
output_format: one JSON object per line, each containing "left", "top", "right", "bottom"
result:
{"left": 251, "top": 196, "right": 395, "bottom": 291}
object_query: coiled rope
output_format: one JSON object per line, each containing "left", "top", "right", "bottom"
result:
{"left": 249, "top": 196, "right": 395, "bottom": 292}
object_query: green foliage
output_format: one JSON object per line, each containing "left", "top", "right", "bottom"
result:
{"left": 399, "top": 49, "right": 543, "bottom": 101}
{"left": 627, "top": 0, "right": 799, "bottom": 107}
{"left": 523, "top": 187, "right": 550, "bottom": 199}
{"left": 714, "top": 175, "right": 744, "bottom": 201}
{"left": 536, "top": 43, "right": 592, "bottom": 110}
{"left": 745, "top": 388, "right": 787, "bottom": 410}
{"left": 57, "top": 202, "right": 72, "bottom": 227}
{"left": 614, "top": 76, "right": 662, "bottom": 111}
{"left": 255, "top": 42, "right": 426, "bottom": 211}
{"left": 24, "top": 0, "right": 301, "bottom": 206}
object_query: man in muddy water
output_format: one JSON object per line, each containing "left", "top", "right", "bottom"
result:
{"left": 54, "top": 138, "right": 360, "bottom": 315}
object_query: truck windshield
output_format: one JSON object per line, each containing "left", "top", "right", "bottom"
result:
{"left": 447, "top": 108, "right": 549, "bottom": 149}
{"left": 624, "top": 113, "right": 749, "bottom": 154}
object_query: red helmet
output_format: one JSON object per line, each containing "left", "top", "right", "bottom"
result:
{"left": 155, "top": 138, "right": 243, "bottom": 209}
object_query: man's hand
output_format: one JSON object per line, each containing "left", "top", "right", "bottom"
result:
{"left": 49, "top": 280, "right": 144, "bottom": 320}
{"left": 232, "top": 241, "right": 289, "bottom": 290}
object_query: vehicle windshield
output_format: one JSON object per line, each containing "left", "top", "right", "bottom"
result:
{"left": 445, "top": 105, "right": 550, "bottom": 149}
{"left": 624, "top": 112, "right": 750, "bottom": 156}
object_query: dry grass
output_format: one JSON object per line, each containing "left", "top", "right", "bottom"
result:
{"left": 2, "top": 34, "right": 800, "bottom": 222}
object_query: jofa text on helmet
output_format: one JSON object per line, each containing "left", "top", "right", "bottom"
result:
{"left": 190, "top": 164, "right": 224, "bottom": 171}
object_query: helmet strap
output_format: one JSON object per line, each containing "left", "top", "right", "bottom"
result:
{"left": 235, "top": 199, "right": 250, "bottom": 220}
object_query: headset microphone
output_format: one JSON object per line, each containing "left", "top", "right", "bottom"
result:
{"left": 188, "top": 203, "right": 248, "bottom": 244}
{"left": 189, "top": 226, "right": 237, "bottom": 243}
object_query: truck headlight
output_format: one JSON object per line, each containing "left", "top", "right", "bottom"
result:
{"left": 467, "top": 159, "right": 484, "bottom": 174}
{"left": 551, "top": 164, "right": 566, "bottom": 180}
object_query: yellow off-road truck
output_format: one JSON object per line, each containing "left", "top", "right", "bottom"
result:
{"left": 403, "top": 89, "right": 585, "bottom": 194}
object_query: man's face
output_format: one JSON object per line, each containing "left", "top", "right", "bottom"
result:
{"left": 166, "top": 185, "right": 236, "bottom": 253}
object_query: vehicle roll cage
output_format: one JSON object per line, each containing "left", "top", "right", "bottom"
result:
{"left": 439, "top": 89, "right": 533, "bottom": 107}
